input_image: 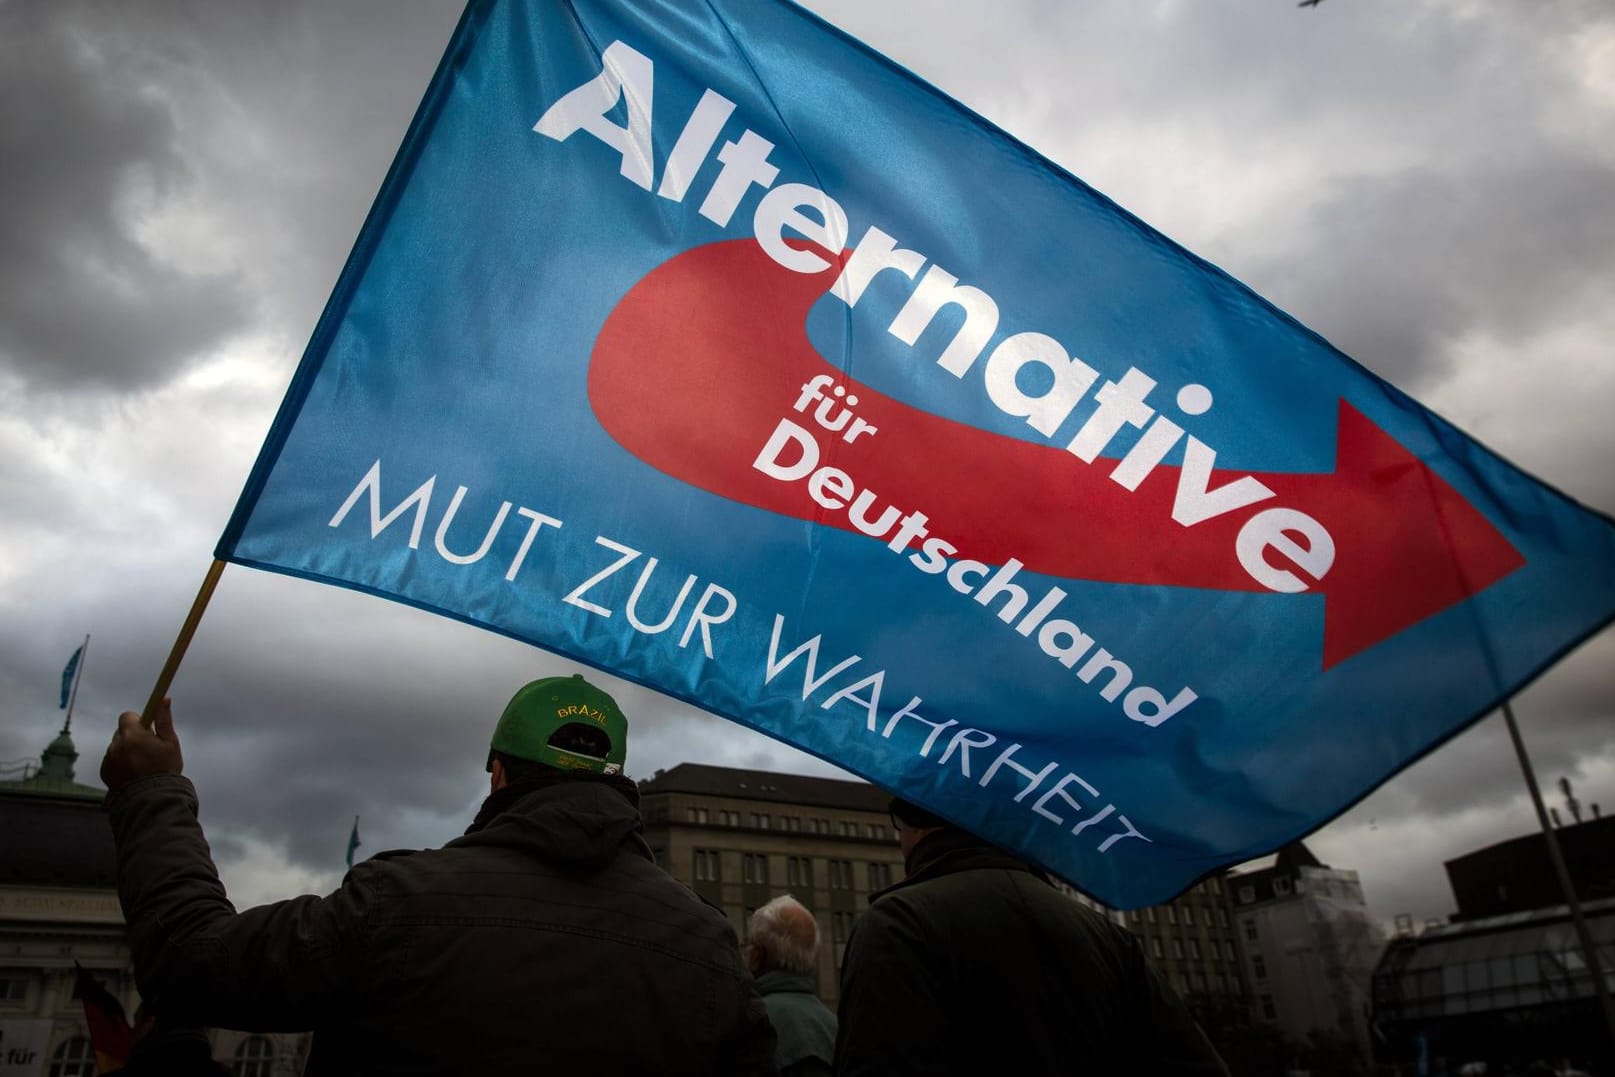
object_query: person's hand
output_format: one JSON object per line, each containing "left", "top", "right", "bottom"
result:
{"left": 100, "top": 698, "right": 184, "bottom": 791}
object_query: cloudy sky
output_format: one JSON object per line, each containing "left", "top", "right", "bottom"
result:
{"left": 3, "top": 0, "right": 1612, "bottom": 928}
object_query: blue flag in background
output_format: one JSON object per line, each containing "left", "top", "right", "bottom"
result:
{"left": 59, "top": 646, "right": 82, "bottom": 709}
{"left": 216, "top": 0, "right": 1615, "bottom": 906}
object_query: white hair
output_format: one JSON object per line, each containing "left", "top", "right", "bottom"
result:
{"left": 745, "top": 894, "right": 819, "bottom": 975}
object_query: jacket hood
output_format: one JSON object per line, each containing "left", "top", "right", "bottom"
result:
{"left": 448, "top": 777, "right": 651, "bottom": 871}
{"left": 873, "top": 826, "right": 1045, "bottom": 901}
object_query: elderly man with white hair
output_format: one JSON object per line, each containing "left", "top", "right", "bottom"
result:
{"left": 744, "top": 896, "right": 837, "bottom": 1077}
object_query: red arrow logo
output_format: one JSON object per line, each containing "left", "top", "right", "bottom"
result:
{"left": 589, "top": 240, "right": 1524, "bottom": 668}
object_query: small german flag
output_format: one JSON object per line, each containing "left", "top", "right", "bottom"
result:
{"left": 73, "top": 963, "right": 132, "bottom": 1074}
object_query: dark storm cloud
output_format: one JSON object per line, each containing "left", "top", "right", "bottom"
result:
{"left": 0, "top": 0, "right": 464, "bottom": 394}
{"left": 0, "top": 2, "right": 248, "bottom": 391}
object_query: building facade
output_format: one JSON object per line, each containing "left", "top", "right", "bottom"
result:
{"left": 1445, "top": 813, "right": 1615, "bottom": 921}
{"left": 1372, "top": 898, "right": 1615, "bottom": 1074}
{"left": 1229, "top": 842, "right": 1382, "bottom": 1061}
{"left": 1117, "top": 873, "right": 1253, "bottom": 1031}
{"left": 1372, "top": 813, "right": 1615, "bottom": 1074}
{"left": 1, "top": 721, "right": 303, "bottom": 1076}
{"left": 0, "top": 726, "right": 131, "bottom": 1077}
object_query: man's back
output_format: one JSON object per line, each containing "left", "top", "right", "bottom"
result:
{"left": 110, "top": 773, "right": 776, "bottom": 1075}
{"left": 754, "top": 969, "right": 836, "bottom": 1077}
{"left": 834, "top": 830, "right": 1227, "bottom": 1077}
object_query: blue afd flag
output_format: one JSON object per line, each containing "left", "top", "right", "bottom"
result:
{"left": 218, "top": 0, "right": 1615, "bottom": 906}
{"left": 60, "top": 646, "right": 83, "bottom": 710}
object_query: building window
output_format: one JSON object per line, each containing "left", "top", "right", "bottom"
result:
{"left": 1243, "top": 920, "right": 1258, "bottom": 942}
{"left": 1223, "top": 941, "right": 1235, "bottom": 961}
{"left": 785, "top": 816, "right": 801, "bottom": 832}
{"left": 1150, "top": 937, "right": 1164, "bottom": 959}
{"left": 1165, "top": 905, "right": 1177, "bottom": 925}
{"left": 1188, "top": 939, "right": 1201, "bottom": 960}
{"left": 1260, "top": 994, "right": 1277, "bottom": 1021}
{"left": 828, "top": 859, "right": 853, "bottom": 889}
{"left": 751, "top": 812, "right": 769, "bottom": 828}
{"left": 1172, "top": 939, "right": 1184, "bottom": 960}
{"left": 1215, "top": 907, "right": 1227, "bottom": 927}
{"left": 233, "top": 1035, "right": 275, "bottom": 1077}
{"left": 49, "top": 1037, "right": 95, "bottom": 1077}
{"left": 742, "top": 854, "right": 769, "bottom": 885}
{"left": 694, "top": 849, "right": 722, "bottom": 882}
{"left": 1237, "top": 885, "right": 1254, "bottom": 904}
{"left": 832, "top": 911, "right": 851, "bottom": 945}
{"left": 866, "top": 862, "right": 893, "bottom": 890}
{"left": 786, "top": 856, "right": 812, "bottom": 888}
{"left": 1252, "top": 955, "right": 1267, "bottom": 980}
{"left": 1273, "top": 876, "right": 1292, "bottom": 896}
{"left": 687, "top": 807, "right": 709, "bottom": 824}
{"left": 1145, "top": 907, "right": 1157, "bottom": 924}
{"left": 0, "top": 975, "right": 26, "bottom": 1002}
{"left": 1182, "top": 905, "right": 1195, "bottom": 926}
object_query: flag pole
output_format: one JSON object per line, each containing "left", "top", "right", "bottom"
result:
{"left": 141, "top": 560, "right": 228, "bottom": 728}
{"left": 1500, "top": 699, "right": 1615, "bottom": 1044}
{"left": 63, "top": 633, "right": 90, "bottom": 732}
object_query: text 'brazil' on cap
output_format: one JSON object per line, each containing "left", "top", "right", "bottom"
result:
{"left": 488, "top": 674, "right": 628, "bottom": 775}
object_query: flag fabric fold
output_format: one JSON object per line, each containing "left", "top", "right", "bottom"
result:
{"left": 214, "top": 0, "right": 1615, "bottom": 906}
{"left": 60, "top": 645, "right": 83, "bottom": 710}
{"left": 346, "top": 817, "right": 362, "bottom": 869}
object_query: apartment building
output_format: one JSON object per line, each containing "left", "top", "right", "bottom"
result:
{"left": 637, "top": 763, "right": 904, "bottom": 1003}
{"left": 1230, "top": 841, "right": 1382, "bottom": 1060}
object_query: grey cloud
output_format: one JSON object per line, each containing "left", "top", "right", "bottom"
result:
{"left": 1248, "top": 154, "right": 1615, "bottom": 391}
{"left": 0, "top": 2, "right": 250, "bottom": 392}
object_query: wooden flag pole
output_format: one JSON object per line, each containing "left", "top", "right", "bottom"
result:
{"left": 1501, "top": 699, "right": 1615, "bottom": 1045}
{"left": 141, "top": 560, "right": 227, "bottom": 728}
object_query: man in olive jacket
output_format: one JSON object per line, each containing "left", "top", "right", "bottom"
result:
{"left": 99, "top": 676, "right": 777, "bottom": 1075}
{"left": 834, "top": 799, "right": 1229, "bottom": 1076}
{"left": 744, "top": 895, "right": 836, "bottom": 1077}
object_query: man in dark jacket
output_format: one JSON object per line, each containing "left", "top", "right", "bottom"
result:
{"left": 834, "top": 798, "right": 1229, "bottom": 1076}
{"left": 743, "top": 895, "right": 836, "bottom": 1077}
{"left": 99, "top": 675, "right": 777, "bottom": 1075}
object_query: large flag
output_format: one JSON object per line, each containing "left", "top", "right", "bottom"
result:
{"left": 216, "top": 0, "right": 1615, "bottom": 906}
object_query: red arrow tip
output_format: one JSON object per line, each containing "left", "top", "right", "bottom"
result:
{"left": 1316, "top": 401, "right": 1525, "bottom": 668}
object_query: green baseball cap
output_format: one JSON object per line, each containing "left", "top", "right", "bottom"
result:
{"left": 488, "top": 674, "right": 628, "bottom": 775}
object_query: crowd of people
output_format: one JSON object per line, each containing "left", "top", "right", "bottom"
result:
{"left": 97, "top": 675, "right": 1230, "bottom": 1074}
